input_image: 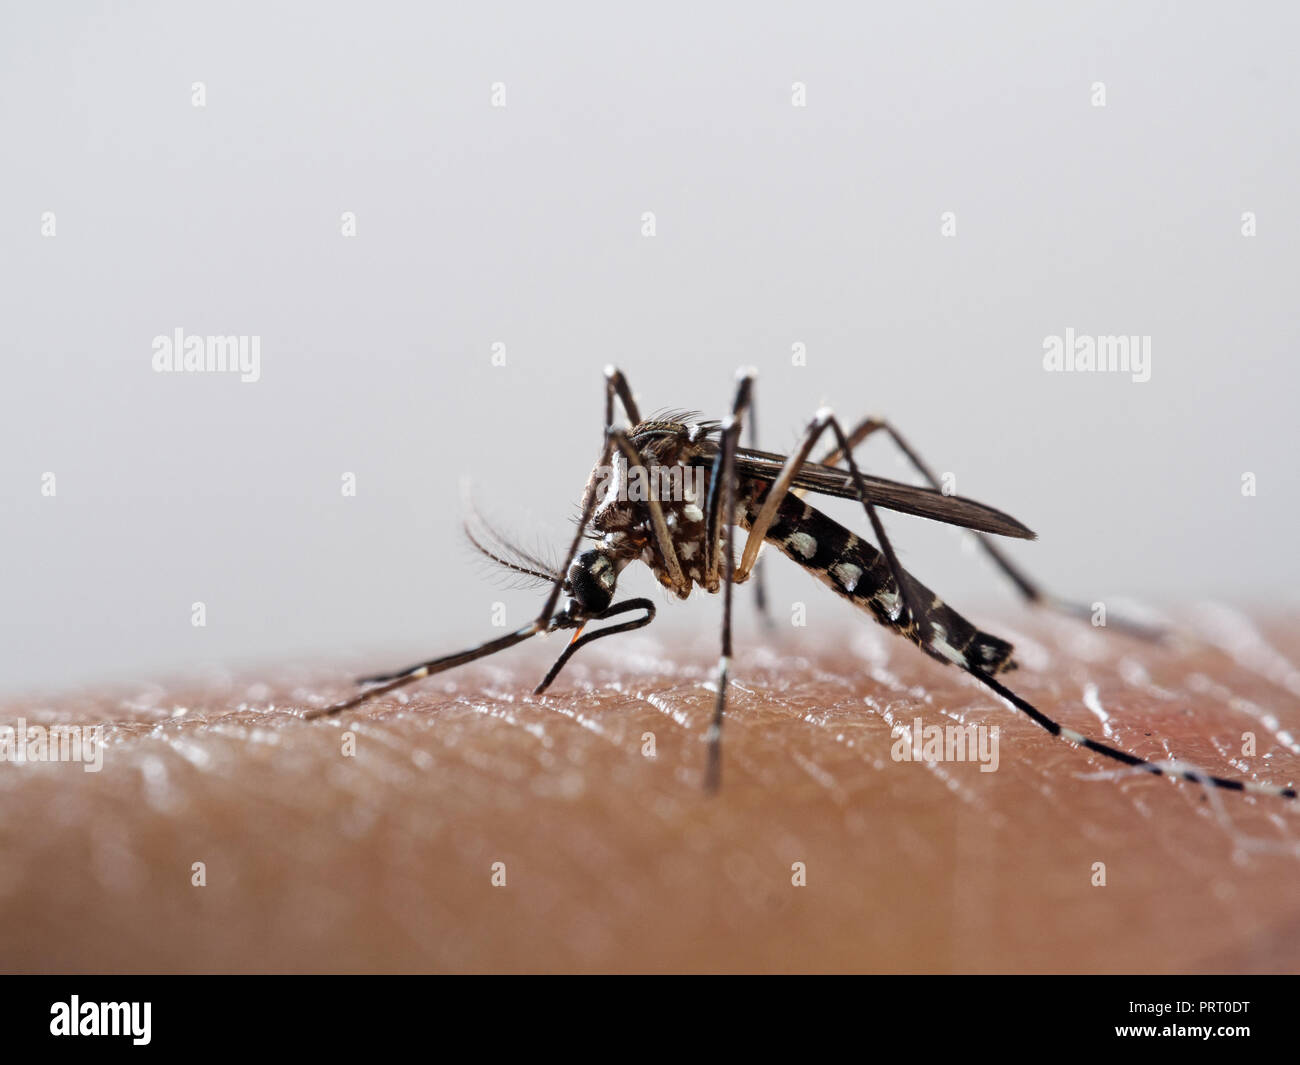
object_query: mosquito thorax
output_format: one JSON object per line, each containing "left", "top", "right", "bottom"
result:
{"left": 568, "top": 548, "right": 618, "bottom": 614}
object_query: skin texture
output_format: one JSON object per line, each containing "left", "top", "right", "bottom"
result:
{"left": 3, "top": 606, "right": 1299, "bottom": 974}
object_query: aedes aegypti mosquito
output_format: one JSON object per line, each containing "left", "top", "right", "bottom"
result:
{"left": 307, "top": 367, "right": 1296, "bottom": 801}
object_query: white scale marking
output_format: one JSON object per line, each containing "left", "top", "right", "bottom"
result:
{"left": 876, "top": 587, "right": 902, "bottom": 620}
{"left": 927, "top": 622, "right": 968, "bottom": 666}
{"left": 829, "top": 562, "right": 863, "bottom": 593}
{"left": 787, "top": 532, "right": 817, "bottom": 559}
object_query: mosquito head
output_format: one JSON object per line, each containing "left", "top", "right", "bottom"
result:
{"left": 568, "top": 548, "right": 618, "bottom": 615}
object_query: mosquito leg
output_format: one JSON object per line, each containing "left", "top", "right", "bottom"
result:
{"left": 608, "top": 428, "right": 689, "bottom": 595}
{"left": 734, "top": 408, "right": 926, "bottom": 633}
{"left": 818, "top": 417, "right": 1043, "bottom": 598}
{"left": 704, "top": 376, "right": 755, "bottom": 587}
{"left": 604, "top": 364, "right": 642, "bottom": 426}
{"left": 822, "top": 417, "right": 1166, "bottom": 641}
{"left": 735, "top": 414, "right": 830, "bottom": 578}
{"left": 746, "top": 389, "right": 775, "bottom": 629}
{"left": 538, "top": 366, "right": 641, "bottom": 621}
{"left": 970, "top": 665, "right": 1296, "bottom": 799}
{"left": 304, "top": 623, "right": 544, "bottom": 718}
{"left": 704, "top": 370, "right": 755, "bottom": 790}
{"left": 534, "top": 597, "right": 657, "bottom": 694}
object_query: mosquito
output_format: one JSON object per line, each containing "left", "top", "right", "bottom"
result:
{"left": 306, "top": 367, "right": 1296, "bottom": 801}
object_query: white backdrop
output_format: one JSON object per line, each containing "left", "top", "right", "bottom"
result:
{"left": 3, "top": 1, "right": 1297, "bottom": 693}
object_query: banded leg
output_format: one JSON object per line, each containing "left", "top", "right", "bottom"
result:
{"left": 603, "top": 364, "right": 641, "bottom": 427}
{"left": 746, "top": 390, "right": 774, "bottom": 628}
{"left": 303, "top": 624, "right": 542, "bottom": 718}
{"left": 608, "top": 427, "right": 689, "bottom": 595}
{"left": 822, "top": 417, "right": 1166, "bottom": 640}
{"left": 975, "top": 665, "right": 1295, "bottom": 799}
{"left": 537, "top": 366, "right": 643, "bottom": 620}
{"left": 703, "top": 370, "right": 755, "bottom": 790}
{"left": 737, "top": 413, "right": 1295, "bottom": 800}
{"left": 735, "top": 408, "right": 927, "bottom": 633}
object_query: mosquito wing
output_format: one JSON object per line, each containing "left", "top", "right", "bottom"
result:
{"left": 729, "top": 446, "right": 1036, "bottom": 540}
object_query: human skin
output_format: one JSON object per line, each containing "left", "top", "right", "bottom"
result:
{"left": 2, "top": 608, "right": 1298, "bottom": 974}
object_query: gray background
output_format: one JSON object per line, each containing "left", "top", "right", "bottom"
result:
{"left": 3, "top": 1, "right": 1296, "bottom": 695}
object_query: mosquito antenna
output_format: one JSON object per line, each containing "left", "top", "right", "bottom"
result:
{"left": 462, "top": 487, "right": 564, "bottom": 583}
{"left": 534, "top": 598, "right": 656, "bottom": 694}
{"left": 464, "top": 523, "right": 563, "bottom": 586}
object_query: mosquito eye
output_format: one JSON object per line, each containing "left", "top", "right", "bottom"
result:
{"left": 570, "top": 550, "right": 616, "bottom": 613}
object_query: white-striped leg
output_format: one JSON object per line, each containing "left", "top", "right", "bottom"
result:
{"left": 608, "top": 427, "right": 689, "bottom": 596}
{"left": 747, "top": 391, "right": 775, "bottom": 629}
{"left": 734, "top": 408, "right": 925, "bottom": 632}
{"left": 975, "top": 669, "right": 1296, "bottom": 799}
{"left": 537, "top": 366, "right": 642, "bottom": 621}
{"left": 705, "top": 369, "right": 754, "bottom": 791}
{"left": 304, "top": 622, "right": 543, "bottom": 718}
{"left": 822, "top": 416, "right": 1166, "bottom": 640}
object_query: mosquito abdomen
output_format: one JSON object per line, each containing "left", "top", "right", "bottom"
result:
{"left": 742, "top": 490, "right": 1018, "bottom": 675}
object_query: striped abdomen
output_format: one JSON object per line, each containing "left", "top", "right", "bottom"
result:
{"left": 740, "top": 489, "right": 1018, "bottom": 675}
